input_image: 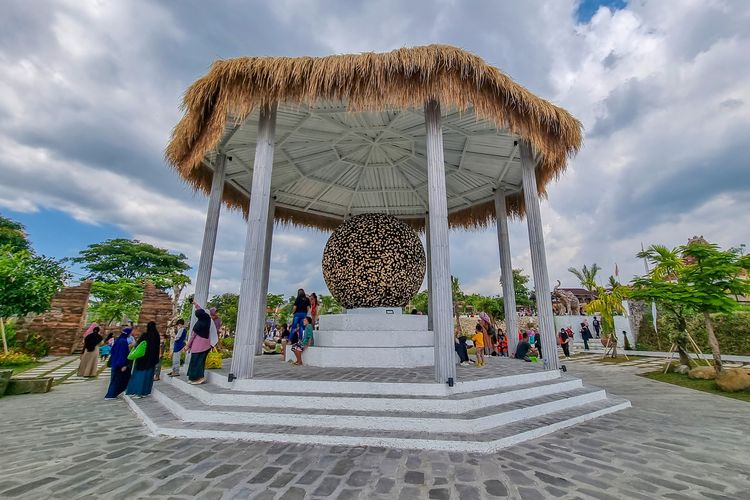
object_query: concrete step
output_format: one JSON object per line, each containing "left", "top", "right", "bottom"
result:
{"left": 126, "top": 392, "right": 630, "bottom": 453}
{"left": 218, "top": 363, "right": 562, "bottom": 396}
{"left": 152, "top": 381, "right": 607, "bottom": 433}
{"left": 318, "top": 314, "right": 428, "bottom": 332}
{"left": 161, "top": 373, "right": 583, "bottom": 414}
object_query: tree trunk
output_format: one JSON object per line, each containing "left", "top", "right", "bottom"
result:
{"left": 703, "top": 311, "right": 722, "bottom": 375}
{"left": 676, "top": 343, "right": 692, "bottom": 367}
{"left": 0, "top": 317, "right": 8, "bottom": 354}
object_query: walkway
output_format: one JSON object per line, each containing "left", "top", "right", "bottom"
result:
{"left": 563, "top": 352, "right": 750, "bottom": 372}
{"left": 12, "top": 355, "right": 107, "bottom": 385}
{"left": 0, "top": 361, "right": 748, "bottom": 498}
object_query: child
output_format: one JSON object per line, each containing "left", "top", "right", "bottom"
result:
{"left": 99, "top": 332, "right": 114, "bottom": 362}
{"left": 292, "top": 316, "right": 315, "bottom": 366}
{"left": 497, "top": 331, "right": 508, "bottom": 357}
{"left": 471, "top": 324, "right": 485, "bottom": 367}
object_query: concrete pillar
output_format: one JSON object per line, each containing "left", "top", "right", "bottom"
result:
{"left": 494, "top": 189, "right": 519, "bottom": 357}
{"left": 424, "top": 100, "right": 456, "bottom": 384}
{"left": 255, "top": 196, "right": 276, "bottom": 355}
{"left": 230, "top": 105, "right": 277, "bottom": 380}
{"left": 424, "top": 213, "right": 433, "bottom": 331}
{"left": 520, "top": 141, "right": 560, "bottom": 370}
{"left": 193, "top": 153, "right": 227, "bottom": 307}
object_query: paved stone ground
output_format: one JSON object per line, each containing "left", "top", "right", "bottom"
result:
{"left": 1, "top": 362, "right": 749, "bottom": 499}
{"left": 11, "top": 355, "right": 107, "bottom": 385}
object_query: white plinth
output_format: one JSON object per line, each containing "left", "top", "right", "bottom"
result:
{"left": 347, "top": 307, "right": 402, "bottom": 315}
{"left": 319, "top": 313, "right": 428, "bottom": 332}
{"left": 288, "top": 312, "right": 434, "bottom": 368}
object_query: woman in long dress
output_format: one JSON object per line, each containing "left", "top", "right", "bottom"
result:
{"left": 78, "top": 324, "right": 102, "bottom": 377}
{"left": 186, "top": 302, "right": 214, "bottom": 385}
{"left": 126, "top": 321, "right": 161, "bottom": 398}
{"left": 104, "top": 327, "right": 132, "bottom": 401}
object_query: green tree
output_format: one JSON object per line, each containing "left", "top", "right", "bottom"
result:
{"left": 451, "top": 276, "right": 464, "bottom": 328}
{"left": 680, "top": 242, "right": 750, "bottom": 373}
{"left": 72, "top": 238, "right": 191, "bottom": 321}
{"left": 512, "top": 268, "right": 533, "bottom": 307}
{"left": 585, "top": 283, "right": 627, "bottom": 357}
{"left": 632, "top": 241, "right": 750, "bottom": 374}
{"left": 87, "top": 279, "right": 144, "bottom": 326}
{"left": 266, "top": 294, "right": 286, "bottom": 315}
{"left": 0, "top": 214, "right": 30, "bottom": 252}
{"left": 568, "top": 263, "right": 601, "bottom": 292}
{"left": 208, "top": 293, "right": 239, "bottom": 334}
{"left": 317, "top": 294, "right": 343, "bottom": 316}
{"left": 0, "top": 247, "right": 68, "bottom": 353}
{"left": 410, "top": 290, "right": 429, "bottom": 314}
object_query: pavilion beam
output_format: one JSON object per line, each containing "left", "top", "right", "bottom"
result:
{"left": 193, "top": 154, "right": 227, "bottom": 307}
{"left": 231, "top": 104, "right": 277, "bottom": 381}
{"left": 255, "top": 196, "right": 276, "bottom": 355}
{"left": 520, "top": 141, "right": 560, "bottom": 371}
{"left": 494, "top": 189, "right": 519, "bottom": 356}
{"left": 424, "top": 100, "right": 456, "bottom": 384}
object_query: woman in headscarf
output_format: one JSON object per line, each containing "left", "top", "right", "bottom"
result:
{"left": 209, "top": 307, "right": 222, "bottom": 336}
{"left": 126, "top": 321, "right": 161, "bottom": 398}
{"left": 78, "top": 324, "right": 102, "bottom": 377}
{"left": 478, "top": 312, "right": 495, "bottom": 356}
{"left": 104, "top": 327, "right": 133, "bottom": 400}
{"left": 186, "top": 301, "right": 216, "bottom": 385}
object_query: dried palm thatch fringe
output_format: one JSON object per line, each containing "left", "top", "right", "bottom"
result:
{"left": 166, "top": 44, "right": 582, "bottom": 231}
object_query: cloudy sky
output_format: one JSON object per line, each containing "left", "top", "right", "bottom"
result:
{"left": 1, "top": 0, "right": 748, "bottom": 299}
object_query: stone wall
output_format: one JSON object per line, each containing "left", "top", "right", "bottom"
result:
{"left": 138, "top": 282, "right": 173, "bottom": 337}
{"left": 15, "top": 280, "right": 93, "bottom": 355}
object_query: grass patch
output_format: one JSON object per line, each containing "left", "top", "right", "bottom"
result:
{"left": 640, "top": 371, "right": 750, "bottom": 403}
{"left": 599, "top": 355, "right": 644, "bottom": 364}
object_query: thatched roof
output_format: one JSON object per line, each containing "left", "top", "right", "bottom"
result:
{"left": 166, "top": 44, "right": 582, "bottom": 230}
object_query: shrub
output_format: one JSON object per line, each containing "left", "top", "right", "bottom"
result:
{"left": 21, "top": 333, "right": 49, "bottom": 358}
{"left": 220, "top": 337, "right": 234, "bottom": 349}
{"left": 2, "top": 320, "right": 17, "bottom": 348}
{"left": 0, "top": 350, "right": 35, "bottom": 366}
{"left": 638, "top": 309, "right": 750, "bottom": 355}
{"left": 205, "top": 350, "right": 223, "bottom": 369}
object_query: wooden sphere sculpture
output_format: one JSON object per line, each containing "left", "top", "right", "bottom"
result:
{"left": 322, "top": 213, "right": 426, "bottom": 309}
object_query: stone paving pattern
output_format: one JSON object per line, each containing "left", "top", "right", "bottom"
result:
{"left": 1, "top": 360, "right": 749, "bottom": 499}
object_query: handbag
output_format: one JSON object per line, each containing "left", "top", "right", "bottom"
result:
{"left": 127, "top": 341, "right": 147, "bottom": 361}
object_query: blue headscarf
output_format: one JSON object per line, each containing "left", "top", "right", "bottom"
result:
{"left": 109, "top": 328, "right": 132, "bottom": 370}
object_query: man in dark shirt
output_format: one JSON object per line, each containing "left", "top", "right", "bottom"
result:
{"left": 515, "top": 332, "right": 532, "bottom": 361}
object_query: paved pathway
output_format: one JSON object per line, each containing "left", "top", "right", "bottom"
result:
{"left": 0, "top": 361, "right": 749, "bottom": 499}
{"left": 12, "top": 355, "right": 107, "bottom": 385}
{"left": 563, "top": 352, "right": 749, "bottom": 372}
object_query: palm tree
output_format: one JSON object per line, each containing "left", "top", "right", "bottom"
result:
{"left": 568, "top": 263, "right": 602, "bottom": 291}
{"left": 585, "top": 284, "right": 627, "bottom": 356}
{"left": 636, "top": 245, "right": 683, "bottom": 281}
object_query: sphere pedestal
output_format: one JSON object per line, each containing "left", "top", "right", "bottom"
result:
{"left": 287, "top": 310, "right": 434, "bottom": 368}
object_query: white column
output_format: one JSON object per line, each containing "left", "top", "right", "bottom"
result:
{"left": 520, "top": 141, "right": 560, "bottom": 370}
{"left": 424, "top": 100, "right": 456, "bottom": 384}
{"left": 494, "top": 189, "right": 519, "bottom": 357}
{"left": 255, "top": 196, "right": 276, "bottom": 355}
{"left": 231, "top": 105, "right": 277, "bottom": 380}
{"left": 424, "top": 214, "right": 433, "bottom": 331}
{"left": 193, "top": 153, "right": 227, "bottom": 307}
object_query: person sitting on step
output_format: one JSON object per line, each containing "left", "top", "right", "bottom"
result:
{"left": 292, "top": 316, "right": 315, "bottom": 366}
{"left": 514, "top": 332, "right": 533, "bottom": 362}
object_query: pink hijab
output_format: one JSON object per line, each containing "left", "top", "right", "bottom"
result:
{"left": 83, "top": 322, "right": 99, "bottom": 338}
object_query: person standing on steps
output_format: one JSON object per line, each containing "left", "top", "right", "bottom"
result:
{"left": 471, "top": 324, "right": 485, "bottom": 367}
{"left": 168, "top": 319, "right": 187, "bottom": 377}
{"left": 290, "top": 288, "right": 310, "bottom": 342}
{"left": 292, "top": 316, "right": 315, "bottom": 366}
{"left": 186, "top": 300, "right": 218, "bottom": 385}
{"left": 126, "top": 322, "right": 161, "bottom": 398}
{"left": 309, "top": 293, "right": 318, "bottom": 330}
